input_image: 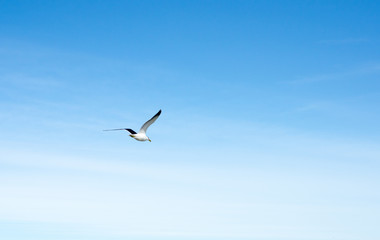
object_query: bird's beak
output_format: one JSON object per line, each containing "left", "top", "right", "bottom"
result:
{"left": 149, "top": 139, "right": 151, "bottom": 142}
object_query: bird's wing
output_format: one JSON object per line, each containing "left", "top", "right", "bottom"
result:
{"left": 103, "top": 128, "right": 137, "bottom": 134}
{"left": 139, "top": 109, "right": 162, "bottom": 134}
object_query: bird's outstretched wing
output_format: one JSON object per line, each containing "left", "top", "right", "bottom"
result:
{"left": 139, "top": 109, "right": 162, "bottom": 134}
{"left": 103, "top": 128, "right": 137, "bottom": 134}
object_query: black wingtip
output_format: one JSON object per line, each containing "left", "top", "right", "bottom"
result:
{"left": 126, "top": 128, "right": 137, "bottom": 134}
{"left": 153, "top": 109, "right": 162, "bottom": 117}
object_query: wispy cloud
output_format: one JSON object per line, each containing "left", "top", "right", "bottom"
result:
{"left": 1, "top": 130, "right": 379, "bottom": 240}
{"left": 287, "top": 62, "right": 380, "bottom": 84}
{"left": 294, "top": 102, "right": 328, "bottom": 112}
{"left": 0, "top": 74, "right": 63, "bottom": 93}
{"left": 318, "top": 38, "right": 369, "bottom": 45}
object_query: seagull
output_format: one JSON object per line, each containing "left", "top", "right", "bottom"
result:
{"left": 104, "top": 109, "right": 162, "bottom": 142}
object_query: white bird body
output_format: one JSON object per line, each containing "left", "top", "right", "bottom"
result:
{"left": 104, "top": 109, "right": 162, "bottom": 142}
{"left": 129, "top": 133, "right": 149, "bottom": 141}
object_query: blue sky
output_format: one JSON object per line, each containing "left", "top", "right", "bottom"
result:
{"left": 1, "top": 1, "right": 380, "bottom": 239}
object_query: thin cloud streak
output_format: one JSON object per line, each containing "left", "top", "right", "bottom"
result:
{"left": 318, "top": 38, "right": 369, "bottom": 45}
{"left": 287, "top": 63, "right": 380, "bottom": 84}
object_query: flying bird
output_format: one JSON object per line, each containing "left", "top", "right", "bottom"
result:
{"left": 104, "top": 109, "right": 162, "bottom": 142}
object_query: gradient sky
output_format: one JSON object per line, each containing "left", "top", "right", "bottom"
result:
{"left": 1, "top": 1, "right": 380, "bottom": 240}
